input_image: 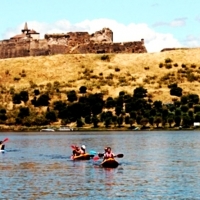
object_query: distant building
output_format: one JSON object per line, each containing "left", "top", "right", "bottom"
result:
{"left": 10, "top": 22, "right": 40, "bottom": 41}
{"left": 0, "top": 22, "right": 147, "bottom": 59}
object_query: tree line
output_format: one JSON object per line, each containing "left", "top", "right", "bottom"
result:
{"left": 1, "top": 84, "right": 200, "bottom": 129}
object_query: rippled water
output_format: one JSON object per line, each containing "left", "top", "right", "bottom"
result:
{"left": 1, "top": 131, "right": 200, "bottom": 199}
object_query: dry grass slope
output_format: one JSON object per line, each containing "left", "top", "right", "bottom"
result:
{"left": 1, "top": 48, "right": 200, "bottom": 103}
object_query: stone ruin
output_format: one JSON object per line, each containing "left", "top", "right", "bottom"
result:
{"left": 0, "top": 22, "right": 147, "bottom": 59}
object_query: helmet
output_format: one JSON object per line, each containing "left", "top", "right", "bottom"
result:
{"left": 81, "top": 145, "right": 86, "bottom": 150}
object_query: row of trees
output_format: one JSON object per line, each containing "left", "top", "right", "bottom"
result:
{"left": 1, "top": 84, "right": 200, "bottom": 129}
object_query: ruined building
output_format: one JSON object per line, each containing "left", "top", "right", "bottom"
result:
{"left": 0, "top": 22, "right": 147, "bottom": 59}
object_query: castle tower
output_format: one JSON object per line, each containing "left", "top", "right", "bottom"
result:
{"left": 104, "top": 28, "right": 113, "bottom": 42}
{"left": 21, "top": 22, "right": 30, "bottom": 34}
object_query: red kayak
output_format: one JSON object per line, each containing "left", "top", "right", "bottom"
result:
{"left": 71, "top": 153, "right": 91, "bottom": 160}
{"left": 101, "top": 158, "right": 119, "bottom": 168}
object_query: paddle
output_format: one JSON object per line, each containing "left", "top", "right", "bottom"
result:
{"left": 2, "top": 138, "right": 9, "bottom": 144}
{"left": 71, "top": 145, "right": 77, "bottom": 150}
{"left": 89, "top": 150, "right": 97, "bottom": 155}
{"left": 93, "top": 153, "right": 124, "bottom": 161}
{"left": 115, "top": 154, "right": 124, "bottom": 158}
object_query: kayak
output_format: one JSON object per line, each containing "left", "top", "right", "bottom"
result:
{"left": 71, "top": 153, "right": 91, "bottom": 160}
{"left": 101, "top": 158, "right": 119, "bottom": 168}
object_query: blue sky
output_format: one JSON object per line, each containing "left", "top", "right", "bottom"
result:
{"left": 0, "top": 0, "right": 200, "bottom": 52}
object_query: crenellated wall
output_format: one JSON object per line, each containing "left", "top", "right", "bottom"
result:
{"left": 0, "top": 27, "right": 147, "bottom": 59}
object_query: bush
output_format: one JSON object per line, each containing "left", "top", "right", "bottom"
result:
{"left": 67, "top": 90, "right": 77, "bottom": 102}
{"left": 115, "top": 67, "right": 120, "bottom": 72}
{"left": 170, "top": 87, "right": 182, "bottom": 97}
{"left": 20, "top": 91, "right": 29, "bottom": 103}
{"left": 53, "top": 81, "right": 60, "bottom": 89}
{"left": 45, "top": 111, "right": 57, "bottom": 122}
{"left": 14, "top": 77, "right": 21, "bottom": 81}
{"left": 165, "top": 58, "right": 173, "bottom": 63}
{"left": 37, "top": 94, "right": 50, "bottom": 106}
{"left": 191, "top": 64, "right": 196, "bottom": 68}
{"left": 168, "top": 83, "right": 177, "bottom": 88}
{"left": 187, "top": 73, "right": 197, "bottom": 82}
{"left": 5, "top": 70, "right": 10, "bottom": 75}
{"left": 174, "top": 63, "right": 178, "bottom": 67}
{"left": 101, "top": 55, "right": 110, "bottom": 61}
{"left": 34, "top": 89, "right": 40, "bottom": 96}
{"left": 21, "top": 73, "right": 26, "bottom": 77}
{"left": 181, "top": 64, "right": 187, "bottom": 68}
{"left": 159, "top": 63, "right": 163, "bottom": 68}
{"left": 12, "top": 93, "right": 21, "bottom": 104}
{"left": 79, "top": 86, "right": 87, "bottom": 94}
{"left": 18, "top": 107, "right": 30, "bottom": 118}
{"left": 165, "top": 64, "right": 172, "bottom": 69}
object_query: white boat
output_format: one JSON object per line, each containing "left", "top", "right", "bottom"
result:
{"left": 57, "top": 126, "right": 73, "bottom": 131}
{"left": 40, "top": 128, "right": 55, "bottom": 132}
{"left": 0, "top": 150, "right": 5, "bottom": 153}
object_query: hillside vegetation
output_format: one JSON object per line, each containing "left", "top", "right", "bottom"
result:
{"left": 1, "top": 49, "right": 200, "bottom": 102}
{"left": 0, "top": 48, "right": 200, "bottom": 130}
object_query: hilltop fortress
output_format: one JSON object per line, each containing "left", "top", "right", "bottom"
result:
{"left": 0, "top": 22, "right": 147, "bottom": 59}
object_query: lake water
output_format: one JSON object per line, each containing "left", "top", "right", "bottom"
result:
{"left": 1, "top": 131, "right": 200, "bottom": 199}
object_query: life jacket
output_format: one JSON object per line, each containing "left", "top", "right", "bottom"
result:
{"left": 104, "top": 151, "right": 114, "bottom": 158}
{"left": 80, "top": 149, "right": 85, "bottom": 154}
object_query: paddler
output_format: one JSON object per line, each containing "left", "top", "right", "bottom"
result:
{"left": 80, "top": 145, "right": 86, "bottom": 154}
{"left": 0, "top": 141, "right": 5, "bottom": 151}
{"left": 103, "top": 147, "right": 115, "bottom": 160}
{"left": 72, "top": 145, "right": 86, "bottom": 156}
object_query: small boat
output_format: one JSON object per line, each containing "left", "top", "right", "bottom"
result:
{"left": 57, "top": 126, "right": 73, "bottom": 131}
{"left": 0, "top": 150, "right": 5, "bottom": 153}
{"left": 101, "top": 158, "right": 119, "bottom": 168}
{"left": 40, "top": 128, "right": 55, "bottom": 132}
{"left": 71, "top": 153, "right": 91, "bottom": 160}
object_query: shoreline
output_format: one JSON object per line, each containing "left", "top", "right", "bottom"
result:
{"left": 0, "top": 125, "right": 198, "bottom": 133}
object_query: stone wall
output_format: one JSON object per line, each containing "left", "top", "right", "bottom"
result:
{"left": 0, "top": 28, "right": 147, "bottom": 59}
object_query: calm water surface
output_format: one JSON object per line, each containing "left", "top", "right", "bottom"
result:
{"left": 1, "top": 131, "right": 200, "bottom": 199}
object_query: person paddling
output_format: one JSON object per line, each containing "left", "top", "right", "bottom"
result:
{"left": 103, "top": 147, "right": 115, "bottom": 160}
{"left": 80, "top": 145, "right": 86, "bottom": 154}
{"left": 0, "top": 141, "right": 5, "bottom": 151}
{"left": 72, "top": 145, "right": 86, "bottom": 156}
